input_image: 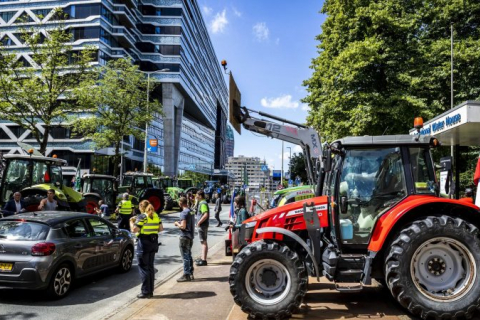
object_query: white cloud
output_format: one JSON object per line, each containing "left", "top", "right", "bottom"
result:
{"left": 232, "top": 6, "right": 242, "bottom": 17}
{"left": 202, "top": 6, "right": 213, "bottom": 16}
{"left": 261, "top": 94, "right": 299, "bottom": 109}
{"left": 253, "top": 22, "right": 269, "bottom": 42}
{"left": 293, "top": 145, "right": 303, "bottom": 153}
{"left": 210, "top": 9, "right": 228, "bottom": 34}
{"left": 301, "top": 103, "right": 310, "bottom": 111}
{"left": 275, "top": 38, "right": 280, "bottom": 45}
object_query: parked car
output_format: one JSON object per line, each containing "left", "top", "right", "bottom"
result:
{"left": 0, "top": 212, "right": 134, "bottom": 299}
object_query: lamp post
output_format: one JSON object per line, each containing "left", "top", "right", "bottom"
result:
{"left": 286, "top": 146, "right": 292, "bottom": 183}
{"left": 143, "top": 69, "right": 169, "bottom": 172}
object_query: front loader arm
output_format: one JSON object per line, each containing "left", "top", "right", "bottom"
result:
{"left": 236, "top": 106, "right": 322, "bottom": 185}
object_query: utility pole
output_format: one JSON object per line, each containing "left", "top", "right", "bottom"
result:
{"left": 281, "top": 140, "right": 284, "bottom": 186}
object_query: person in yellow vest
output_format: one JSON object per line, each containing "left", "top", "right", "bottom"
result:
{"left": 130, "top": 204, "right": 163, "bottom": 299}
{"left": 116, "top": 193, "right": 133, "bottom": 231}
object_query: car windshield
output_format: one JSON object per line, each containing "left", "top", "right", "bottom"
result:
{"left": 0, "top": 221, "right": 49, "bottom": 241}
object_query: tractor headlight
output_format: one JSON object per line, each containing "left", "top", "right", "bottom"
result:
{"left": 244, "top": 221, "right": 257, "bottom": 240}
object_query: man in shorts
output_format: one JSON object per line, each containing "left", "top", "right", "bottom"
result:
{"left": 195, "top": 190, "right": 209, "bottom": 266}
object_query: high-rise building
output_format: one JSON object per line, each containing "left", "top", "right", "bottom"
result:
{"left": 225, "top": 155, "right": 271, "bottom": 191}
{"left": 0, "top": 0, "right": 228, "bottom": 176}
{"left": 225, "top": 125, "right": 234, "bottom": 158}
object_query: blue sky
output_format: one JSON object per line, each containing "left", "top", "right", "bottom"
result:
{"left": 199, "top": 0, "right": 326, "bottom": 173}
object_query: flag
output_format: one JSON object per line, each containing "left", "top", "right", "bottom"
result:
{"left": 474, "top": 155, "right": 480, "bottom": 186}
{"left": 73, "top": 159, "right": 82, "bottom": 191}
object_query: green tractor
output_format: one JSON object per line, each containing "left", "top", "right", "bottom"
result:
{"left": 152, "top": 176, "right": 186, "bottom": 211}
{"left": 80, "top": 174, "right": 117, "bottom": 215}
{"left": 119, "top": 172, "right": 164, "bottom": 213}
{"left": 0, "top": 154, "right": 86, "bottom": 211}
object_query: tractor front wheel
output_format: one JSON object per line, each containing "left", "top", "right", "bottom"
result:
{"left": 229, "top": 241, "right": 307, "bottom": 319}
{"left": 84, "top": 196, "right": 100, "bottom": 214}
{"left": 385, "top": 215, "right": 480, "bottom": 320}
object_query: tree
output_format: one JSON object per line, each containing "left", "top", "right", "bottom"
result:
{"left": 181, "top": 171, "right": 209, "bottom": 188}
{"left": 0, "top": 13, "right": 95, "bottom": 154}
{"left": 289, "top": 152, "right": 308, "bottom": 184}
{"left": 303, "top": 0, "right": 480, "bottom": 140}
{"left": 72, "top": 58, "right": 162, "bottom": 177}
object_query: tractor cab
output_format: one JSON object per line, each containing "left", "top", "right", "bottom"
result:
{"left": 119, "top": 172, "right": 164, "bottom": 213}
{"left": 324, "top": 135, "right": 438, "bottom": 248}
{"left": 0, "top": 154, "right": 85, "bottom": 211}
{"left": 81, "top": 174, "right": 117, "bottom": 213}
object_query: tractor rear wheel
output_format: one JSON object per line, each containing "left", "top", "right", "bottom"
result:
{"left": 385, "top": 216, "right": 480, "bottom": 320}
{"left": 84, "top": 196, "right": 100, "bottom": 214}
{"left": 229, "top": 241, "right": 307, "bottom": 319}
{"left": 142, "top": 190, "right": 164, "bottom": 213}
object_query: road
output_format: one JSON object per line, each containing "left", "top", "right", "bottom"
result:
{"left": 0, "top": 205, "right": 231, "bottom": 320}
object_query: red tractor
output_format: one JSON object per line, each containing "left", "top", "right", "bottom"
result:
{"left": 229, "top": 134, "right": 480, "bottom": 320}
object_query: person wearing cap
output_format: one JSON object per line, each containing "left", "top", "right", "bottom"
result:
{"left": 116, "top": 193, "right": 133, "bottom": 230}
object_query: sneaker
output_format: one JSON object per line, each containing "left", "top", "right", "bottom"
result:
{"left": 137, "top": 293, "right": 153, "bottom": 299}
{"left": 196, "top": 260, "right": 207, "bottom": 266}
{"left": 177, "top": 274, "right": 192, "bottom": 282}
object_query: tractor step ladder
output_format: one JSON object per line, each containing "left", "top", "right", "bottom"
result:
{"left": 334, "top": 282, "right": 364, "bottom": 292}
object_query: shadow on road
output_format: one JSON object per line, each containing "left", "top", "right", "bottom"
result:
{"left": 191, "top": 276, "right": 228, "bottom": 282}
{"left": 151, "top": 291, "right": 216, "bottom": 300}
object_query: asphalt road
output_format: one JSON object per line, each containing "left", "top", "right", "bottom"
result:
{"left": 0, "top": 204, "right": 231, "bottom": 320}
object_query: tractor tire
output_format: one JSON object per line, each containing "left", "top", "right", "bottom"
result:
{"left": 142, "top": 190, "right": 164, "bottom": 213}
{"left": 385, "top": 215, "right": 480, "bottom": 320}
{"left": 164, "top": 195, "right": 174, "bottom": 211}
{"left": 229, "top": 241, "right": 307, "bottom": 319}
{"left": 84, "top": 196, "right": 100, "bottom": 214}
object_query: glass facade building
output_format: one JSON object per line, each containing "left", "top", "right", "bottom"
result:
{"left": 0, "top": 0, "right": 228, "bottom": 176}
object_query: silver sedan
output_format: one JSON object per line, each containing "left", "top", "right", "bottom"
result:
{"left": 0, "top": 211, "right": 134, "bottom": 299}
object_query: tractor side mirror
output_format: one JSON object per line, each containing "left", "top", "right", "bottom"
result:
{"left": 323, "top": 149, "right": 332, "bottom": 172}
{"left": 340, "top": 196, "right": 348, "bottom": 214}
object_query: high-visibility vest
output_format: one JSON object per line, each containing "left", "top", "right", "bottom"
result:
{"left": 119, "top": 200, "right": 133, "bottom": 215}
{"left": 137, "top": 213, "right": 161, "bottom": 235}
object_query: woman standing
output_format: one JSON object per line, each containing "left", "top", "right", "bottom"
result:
{"left": 233, "top": 196, "right": 249, "bottom": 229}
{"left": 130, "top": 204, "right": 163, "bottom": 298}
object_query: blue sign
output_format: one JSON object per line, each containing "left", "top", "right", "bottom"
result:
{"left": 261, "top": 165, "right": 268, "bottom": 171}
{"left": 272, "top": 170, "right": 281, "bottom": 180}
{"left": 147, "top": 139, "right": 158, "bottom": 152}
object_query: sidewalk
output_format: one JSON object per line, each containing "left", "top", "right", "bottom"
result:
{"left": 227, "top": 279, "right": 413, "bottom": 320}
{"left": 108, "top": 244, "right": 235, "bottom": 320}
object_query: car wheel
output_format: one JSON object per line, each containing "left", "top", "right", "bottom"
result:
{"left": 118, "top": 246, "right": 134, "bottom": 273}
{"left": 47, "top": 263, "right": 73, "bottom": 299}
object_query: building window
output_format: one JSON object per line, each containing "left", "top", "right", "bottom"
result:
{"left": 155, "top": 8, "right": 182, "bottom": 16}
{"left": 72, "top": 27, "right": 100, "bottom": 41}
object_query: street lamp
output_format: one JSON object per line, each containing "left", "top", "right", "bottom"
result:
{"left": 286, "top": 146, "right": 292, "bottom": 182}
{"left": 143, "top": 68, "right": 169, "bottom": 172}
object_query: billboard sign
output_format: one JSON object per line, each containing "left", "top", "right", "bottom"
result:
{"left": 148, "top": 139, "right": 158, "bottom": 152}
{"left": 272, "top": 170, "right": 282, "bottom": 180}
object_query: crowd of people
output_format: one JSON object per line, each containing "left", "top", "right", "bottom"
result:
{"left": 1, "top": 186, "right": 250, "bottom": 300}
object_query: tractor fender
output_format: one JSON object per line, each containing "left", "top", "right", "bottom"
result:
{"left": 368, "top": 195, "right": 480, "bottom": 253}
{"left": 256, "top": 227, "right": 321, "bottom": 281}
{"left": 82, "top": 192, "right": 101, "bottom": 199}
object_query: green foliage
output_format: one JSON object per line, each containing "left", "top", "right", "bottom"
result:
{"left": 71, "top": 58, "right": 162, "bottom": 177}
{"left": 181, "top": 171, "right": 209, "bottom": 188}
{"left": 289, "top": 152, "right": 308, "bottom": 184}
{"left": 304, "top": 0, "right": 480, "bottom": 140}
{"left": 0, "top": 10, "right": 95, "bottom": 154}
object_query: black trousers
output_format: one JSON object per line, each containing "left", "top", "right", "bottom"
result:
{"left": 214, "top": 211, "right": 221, "bottom": 224}
{"left": 137, "top": 235, "right": 158, "bottom": 295}
{"left": 118, "top": 214, "right": 131, "bottom": 230}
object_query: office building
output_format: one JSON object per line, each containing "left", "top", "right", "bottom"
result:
{"left": 0, "top": 0, "right": 228, "bottom": 176}
{"left": 225, "top": 155, "right": 271, "bottom": 191}
{"left": 225, "top": 125, "right": 234, "bottom": 158}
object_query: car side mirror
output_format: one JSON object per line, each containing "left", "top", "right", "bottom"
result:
{"left": 340, "top": 196, "right": 348, "bottom": 214}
